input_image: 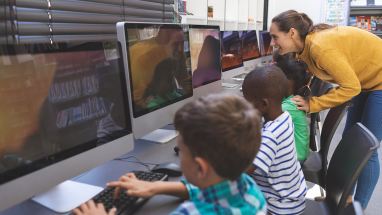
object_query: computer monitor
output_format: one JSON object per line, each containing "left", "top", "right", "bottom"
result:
{"left": 0, "top": 41, "right": 134, "bottom": 212}
{"left": 117, "top": 22, "right": 193, "bottom": 140}
{"left": 241, "top": 30, "right": 262, "bottom": 73}
{"left": 242, "top": 30, "right": 260, "bottom": 61}
{"left": 220, "top": 31, "right": 244, "bottom": 79}
{"left": 259, "top": 31, "right": 273, "bottom": 56}
{"left": 189, "top": 25, "right": 222, "bottom": 98}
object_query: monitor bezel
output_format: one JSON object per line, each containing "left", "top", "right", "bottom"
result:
{"left": 123, "top": 22, "right": 193, "bottom": 118}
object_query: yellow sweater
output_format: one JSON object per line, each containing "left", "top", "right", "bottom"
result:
{"left": 297, "top": 26, "right": 382, "bottom": 113}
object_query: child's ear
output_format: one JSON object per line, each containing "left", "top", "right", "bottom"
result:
{"left": 255, "top": 98, "right": 270, "bottom": 114}
{"left": 194, "top": 157, "right": 209, "bottom": 179}
{"left": 260, "top": 98, "right": 270, "bottom": 109}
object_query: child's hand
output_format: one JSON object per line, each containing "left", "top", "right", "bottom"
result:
{"left": 73, "top": 200, "right": 116, "bottom": 215}
{"left": 291, "top": 95, "right": 310, "bottom": 112}
{"left": 107, "top": 173, "right": 157, "bottom": 199}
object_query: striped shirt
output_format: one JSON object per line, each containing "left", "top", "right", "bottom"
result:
{"left": 171, "top": 174, "right": 267, "bottom": 215}
{"left": 252, "top": 111, "right": 307, "bottom": 215}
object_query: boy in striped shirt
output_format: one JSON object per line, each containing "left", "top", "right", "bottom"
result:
{"left": 243, "top": 65, "right": 307, "bottom": 215}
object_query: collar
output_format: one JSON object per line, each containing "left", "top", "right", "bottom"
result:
{"left": 263, "top": 111, "right": 289, "bottom": 128}
{"left": 198, "top": 174, "right": 248, "bottom": 202}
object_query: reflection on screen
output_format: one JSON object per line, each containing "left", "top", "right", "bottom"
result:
{"left": 221, "top": 31, "right": 243, "bottom": 72}
{"left": 242, "top": 30, "right": 260, "bottom": 61}
{"left": 189, "top": 27, "right": 221, "bottom": 88}
{"left": 126, "top": 24, "right": 193, "bottom": 117}
{"left": 259, "top": 31, "right": 273, "bottom": 56}
{"left": 0, "top": 42, "right": 132, "bottom": 182}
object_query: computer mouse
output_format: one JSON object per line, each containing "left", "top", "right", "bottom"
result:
{"left": 151, "top": 162, "right": 182, "bottom": 177}
{"left": 173, "top": 146, "right": 179, "bottom": 156}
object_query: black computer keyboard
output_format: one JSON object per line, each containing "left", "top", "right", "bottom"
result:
{"left": 92, "top": 171, "right": 168, "bottom": 215}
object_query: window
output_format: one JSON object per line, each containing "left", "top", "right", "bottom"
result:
{"left": 1, "top": 0, "right": 175, "bottom": 44}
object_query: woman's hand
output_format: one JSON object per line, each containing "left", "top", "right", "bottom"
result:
{"left": 107, "top": 173, "right": 158, "bottom": 199}
{"left": 73, "top": 200, "right": 115, "bottom": 215}
{"left": 291, "top": 95, "right": 310, "bottom": 112}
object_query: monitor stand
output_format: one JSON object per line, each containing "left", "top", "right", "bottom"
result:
{"left": 232, "top": 72, "right": 248, "bottom": 81}
{"left": 139, "top": 129, "right": 178, "bottom": 144}
{"left": 32, "top": 180, "right": 103, "bottom": 213}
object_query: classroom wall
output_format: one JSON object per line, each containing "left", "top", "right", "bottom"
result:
{"left": 267, "top": 0, "right": 325, "bottom": 30}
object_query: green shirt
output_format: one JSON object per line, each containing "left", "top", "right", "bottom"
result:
{"left": 282, "top": 95, "right": 310, "bottom": 161}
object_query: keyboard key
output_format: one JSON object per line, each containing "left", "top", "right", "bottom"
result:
{"left": 91, "top": 171, "right": 168, "bottom": 215}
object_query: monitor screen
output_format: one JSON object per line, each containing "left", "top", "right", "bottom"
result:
{"left": 259, "top": 31, "right": 273, "bottom": 56}
{"left": 220, "top": 31, "right": 244, "bottom": 72}
{"left": 0, "top": 41, "right": 132, "bottom": 184}
{"left": 242, "top": 30, "right": 260, "bottom": 61}
{"left": 125, "top": 24, "right": 193, "bottom": 118}
{"left": 189, "top": 25, "right": 221, "bottom": 88}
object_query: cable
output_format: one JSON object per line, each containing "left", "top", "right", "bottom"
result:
{"left": 115, "top": 155, "right": 160, "bottom": 165}
{"left": 73, "top": 156, "right": 157, "bottom": 181}
{"left": 113, "top": 155, "right": 160, "bottom": 171}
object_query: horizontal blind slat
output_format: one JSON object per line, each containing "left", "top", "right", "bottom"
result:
{"left": 124, "top": 17, "right": 173, "bottom": 23}
{"left": 123, "top": 8, "right": 172, "bottom": 19}
{"left": 16, "top": 0, "right": 122, "bottom": 15}
{"left": 83, "top": 0, "right": 173, "bottom": 11}
{"left": 15, "top": 0, "right": 172, "bottom": 16}
{"left": 15, "top": 22, "right": 115, "bottom": 35}
{"left": 12, "top": 7, "right": 172, "bottom": 24}
{"left": 15, "top": 0, "right": 173, "bottom": 11}
{"left": 17, "top": 34, "right": 116, "bottom": 44}
{"left": 13, "top": 6, "right": 172, "bottom": 20}
{"left": 0, "top": 36, "right": 13, "bottom": 44}
{"left": 2, "top": 0, "right": 175, "bottom": 44}
{"left": 142, "top": 0, "right": 174, "bottom": 4}
{"left": 15, "top": 7, "right": 123, "bottom": 24}
{"left": 14, "top": 19, "right": 172, "bottom": 36}
{"left": 0, "top": 6, "right": 6, "bottom": 19}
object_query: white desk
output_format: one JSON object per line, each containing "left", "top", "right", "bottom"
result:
{"left": 1, "top": 87, "right": 244, "bottom": 215}
{"left": 0, "top": 136, "right": 182, "bottom": 215}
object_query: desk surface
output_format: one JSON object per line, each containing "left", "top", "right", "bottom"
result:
{"left": 1, "top": 136, "right": 182, "bottom": 215}
{"left": 1, "top": 88, "right": 243, "bottom": 215}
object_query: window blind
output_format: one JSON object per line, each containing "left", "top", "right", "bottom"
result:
{"left": 1, "top": 0, "right": 175, "bottom": 44}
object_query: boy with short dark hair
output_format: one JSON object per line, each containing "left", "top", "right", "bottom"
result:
{"left": 74, "top": 93, "right": 266, "bottom": 215}
{"left": 242, "top": 65, "right": 307, "bottom": 215}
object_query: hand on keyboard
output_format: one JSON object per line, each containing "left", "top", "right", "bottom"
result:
{"left": 73, "top": 171, "right": 168, "bottom": 215}
{"left": 73, "top": 200, "right": 116, "bottom": 215}
{"left": 108, "top": 173, "right": 158, "bottom": 198}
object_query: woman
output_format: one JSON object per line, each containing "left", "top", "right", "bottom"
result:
{"left": 269, "top": 10, "right": 382, "bottom": 209}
